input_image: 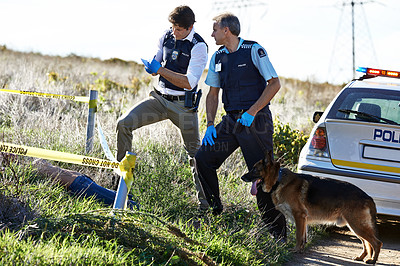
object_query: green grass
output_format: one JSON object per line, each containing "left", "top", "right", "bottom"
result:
{"left": 0, "top": 139, "right": 302, "bottom": 265}
{"left": 0, "top": 47, "right": 334, "bottom": 265}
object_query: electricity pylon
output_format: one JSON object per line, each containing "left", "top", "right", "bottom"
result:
{"left": 328, "top": 0, "right": 379, "bottom": 84}
{"left": 212, "top": 0, "right": 268, "bottom": 36}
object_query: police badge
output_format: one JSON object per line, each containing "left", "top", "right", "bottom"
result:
{"left": 171, "top": 49, "right": 179, "bottom": 61}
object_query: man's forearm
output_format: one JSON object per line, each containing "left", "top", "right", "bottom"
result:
{"left": 157, "top": 67, "right": 192, "bottom": 90}
{"left": 247, "top": 77, "right": 281, "bottom": 116}
{"left": 206, "top": 91, "right": 219, "bottom": 125}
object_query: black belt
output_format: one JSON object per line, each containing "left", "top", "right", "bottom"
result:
{"left": 227, "top": 109, "right": 248, "bottom": 115}
{"left": 154, "top": 89, "right": 185, "bottom": 101}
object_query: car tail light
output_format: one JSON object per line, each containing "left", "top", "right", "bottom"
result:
{"left": 302, "top": 126, "right": 330, "bottom": 159}
{"left": 311, "top": 128, "right": 327, "bottom": 149}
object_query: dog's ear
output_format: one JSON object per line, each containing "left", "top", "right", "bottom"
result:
{"left": 263, "top": 151, "right": 269, "bottom": 164}
{"left": 264, "top": 150, "right": 273, "bottom": 165}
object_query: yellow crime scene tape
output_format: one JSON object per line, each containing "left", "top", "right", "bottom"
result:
{"left": 0, "top": 88, "right": 90, "bottom": 103}
{"left": 0, "top": 87, "right": 138, "bottom": 209}
{"left": 0, "top": 142, "right": 120, "bottom": 170}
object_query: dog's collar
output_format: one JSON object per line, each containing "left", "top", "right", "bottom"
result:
{"left": 270, "top": 169, "right": 283, "bottom": 192}
{"left": 277, "top": 168, "right": 283, "bottom": 183}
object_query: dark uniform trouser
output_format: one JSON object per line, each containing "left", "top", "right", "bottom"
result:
{"left": 195, "top": 108, "right": 287, "bottom": 238}
{"left": 116, "top": 90, "right": 209, "bottom": 209}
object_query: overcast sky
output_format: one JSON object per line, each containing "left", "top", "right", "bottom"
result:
{"left": 1, "top": 0, "right": 399, "bottom": 84}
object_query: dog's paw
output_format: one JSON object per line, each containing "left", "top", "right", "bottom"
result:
{"left": 293, "top": 247, "right": 304, "bottom": 253}
{"left": 352, "top": 256, "right": 364, "bottom": 261}
{"left": 364, "top": 259, "right": 377, "bottom": 264}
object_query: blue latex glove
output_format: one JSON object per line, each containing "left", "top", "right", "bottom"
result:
{"left": 237, "top": 112, "right": 255, "bottom": 127}
{"left": 148, "top": 58, "right": 161, "bottom": 74}
{"left": 202, "top": 125, "right": 217, "bottom": 146}
{"left": 141, "top": 58, "right": 153, "bottom": 74}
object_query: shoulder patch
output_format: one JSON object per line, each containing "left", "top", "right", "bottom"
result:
{"left": 257, "top": 48, "right": 266, "bottom": 58}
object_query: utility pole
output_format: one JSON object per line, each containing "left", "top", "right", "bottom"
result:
{"left": 347, "top": 0, "right": 377, "bottom": 79}
{"left": 351, "top": 1, "right": 356, "bottom": 79}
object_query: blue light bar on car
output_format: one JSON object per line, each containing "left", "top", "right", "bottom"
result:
{"left": 356, "top": 67, "right": 368, "bottom": 73}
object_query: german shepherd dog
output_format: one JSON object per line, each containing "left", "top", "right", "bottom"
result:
{"left": 242, "top": 151, "right": 382, "bottom": 264}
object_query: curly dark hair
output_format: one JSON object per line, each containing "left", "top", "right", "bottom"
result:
{"left": 168, "top": 5, "right": 195, "bottom": 29}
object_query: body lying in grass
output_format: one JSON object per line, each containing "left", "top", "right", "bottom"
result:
{"left": 0, "top": 153, "right": 139, "bottom": 210}
{"left": 33, "top": 159, "right": 139, "bottom": 210}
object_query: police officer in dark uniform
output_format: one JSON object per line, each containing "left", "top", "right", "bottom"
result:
{"left": 116, "top": 6, "right": 209, "bottom": 210}
{"left": 195, "top": 12, "right": 287, "bottom": 240}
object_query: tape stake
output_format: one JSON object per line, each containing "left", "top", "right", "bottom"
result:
{"left": 0, "top": 142, "right": 119, "bottom": 170}
{"left": 85, "top": 90, "right": 98, "bottom": 154}
{"left": 113, "top": 152, "right": 137, "bottom": 209}
{"left": 0, "top": 88, "right": 90, "bottom": 103}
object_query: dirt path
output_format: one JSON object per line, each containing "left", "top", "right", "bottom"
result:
{"left": 284, "top": 217, "right": 400, "bottom": 266}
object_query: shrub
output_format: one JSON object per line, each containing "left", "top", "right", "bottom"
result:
{"left": 273, "top": 119, "right": 309, "bottom": 167}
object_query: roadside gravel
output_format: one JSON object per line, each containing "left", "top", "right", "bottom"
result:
{"left": 284, "top": 217, "right": 400, "bottom": 266}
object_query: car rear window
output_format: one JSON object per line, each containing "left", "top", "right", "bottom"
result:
{"left": 327, "top": 88, "right": 400, "bottom": 125}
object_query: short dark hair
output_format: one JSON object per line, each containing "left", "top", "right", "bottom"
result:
{"left": 213, "top": 12, "right": 240, "bottom": 36}
{"left": 168, "top": 5, "right": 196, "bottom": 29}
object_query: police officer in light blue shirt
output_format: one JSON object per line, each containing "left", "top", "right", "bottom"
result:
{"left": 195, "top": 12, "right": 287, "bottom": 241}
{"left": 205, "top": 40, "right": 278, "bottom": 92}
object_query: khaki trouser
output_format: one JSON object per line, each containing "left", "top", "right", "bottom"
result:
{"left": 116, "top": 90, "right": 209, "bottom": 209}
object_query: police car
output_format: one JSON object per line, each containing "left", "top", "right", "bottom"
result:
{"left": 298, "top": 67, "right": 400, "bottom": 218}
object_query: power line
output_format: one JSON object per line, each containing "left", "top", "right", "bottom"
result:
{"left": 213, "top": 0, "right": 267, "bottom": 11}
